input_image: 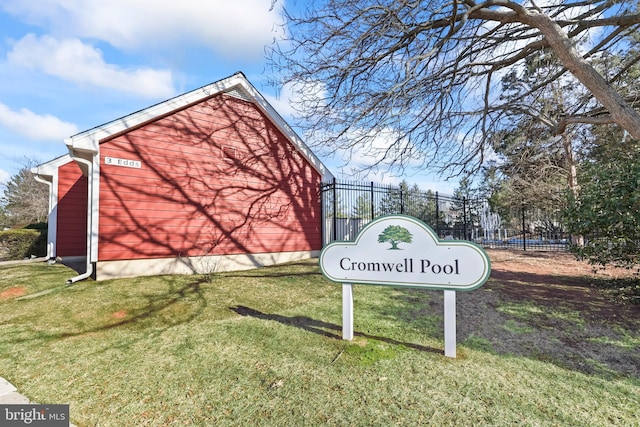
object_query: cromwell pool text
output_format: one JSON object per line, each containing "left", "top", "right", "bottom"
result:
{"left": 339, "top": 257, "right": 460, "bottom": 275}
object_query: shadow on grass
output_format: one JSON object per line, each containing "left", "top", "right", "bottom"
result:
{"left": 390, "top": 274, "right": 640, "bottom": 378}
{"left": 2, "top": 277, "right": 208, "bottom": 346}
{"left": 230, "top": 305, "right": 441, "bottom": 355}
{"left": 490, "top": 269, "right": 640, "bottom": 329}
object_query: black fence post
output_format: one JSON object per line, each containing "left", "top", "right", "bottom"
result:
{"left": 435, "top": 191, "right": 440, "bottom": 237}
{"left": 332, "top": 177, "right": 337, "bottom": 242}
{"left": 370, "top": 181, "right": 375, "bottom": 221}
{"left": 521, "top": 203, "right": 527, "bottom": 251}
{"left": 320, "top": 183, "right": 326, "bottom": 246}
{"left": 463, "top": 197, "right": 468, "bottom": 240}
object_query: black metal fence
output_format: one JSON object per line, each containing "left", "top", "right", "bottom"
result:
{"left": 321, "top": 179, "right": 571, "bottom": 251}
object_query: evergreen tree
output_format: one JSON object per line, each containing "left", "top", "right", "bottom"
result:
{"left": 449, "top": 178, "right": 482, "bottom": 240}
{"left": 379, "top": 180, "right": 409, "bottom": 215}
{"left": 0, "top": 161, "right": 48, "bottom": 227}
{"left": 352, "top": 193, "right": 373, "bottom": 220}
{"left": 564, "top": 137, "right": 640, "bottom": 268}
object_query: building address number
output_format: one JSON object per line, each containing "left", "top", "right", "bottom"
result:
{"left": 104, "top": 156, "right": 142, "bottom": 168}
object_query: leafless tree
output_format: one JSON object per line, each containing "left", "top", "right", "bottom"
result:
{"left": 268, "top": 0, "right": 640, "bottom": 176}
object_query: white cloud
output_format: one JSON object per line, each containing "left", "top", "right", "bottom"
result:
{"left": 7, "top": 34, "right": 175, "bottom": 98}
{"left": 0, "top": 168, "right": 9, "bottom": 186}
{"left": 263, "top": 81, "right": 455, "bottom": 192}
{"left": 0, "top": 102, "right": 79, "bottom": 140}
{"left": 326, "top": 127, "right": 426, "bottom": 175}
{"left": 272, "top": 80, "right": 414, "bottom": 177}
{"left": 264, "top": 79, "right": 327, "bottom": 121}
{"left": 1, "top": 0, "right": 284, "bottom": 59}
{"left": 263, "top": 92, "right": 296, "bottom": 122}
{"left": 270, "top": 80, "right": 432, "bottom": 181}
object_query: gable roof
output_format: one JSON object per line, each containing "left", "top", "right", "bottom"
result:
{"left": 64, "top": 72, "right": 333, "bottom": 180}
{"left": 31, "top": 153, "right": 73, "bottom": 178}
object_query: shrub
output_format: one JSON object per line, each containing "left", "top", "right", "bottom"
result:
{"left": 564, "top": 141, "right": 640, "bottom": 269}
{"left": 0, "top": 228, "right": 47, "bottom": 261}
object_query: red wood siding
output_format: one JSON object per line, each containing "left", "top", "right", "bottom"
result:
{"left": 56, "top": 162, "right": 87, "bottom": 257}
{"left": 98, "top": 94, "right": 322, "bottom": 261}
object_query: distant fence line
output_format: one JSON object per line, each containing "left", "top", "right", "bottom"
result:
{"left": 320, "top": 179, "right": 570, "bottom": 251}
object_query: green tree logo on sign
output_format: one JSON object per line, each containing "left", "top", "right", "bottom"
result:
{"left": 377, "top": 225, "right": 413, "bottom": 250}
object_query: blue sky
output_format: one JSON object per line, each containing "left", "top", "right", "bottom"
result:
{"left": 0, "top": 0, "right": 456, "bottom": 194}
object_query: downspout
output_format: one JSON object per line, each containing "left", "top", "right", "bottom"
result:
{"left": 32, "top": 174, "right": 55, "bottom": 262}
{"left": 66, "top": 152, "right": 94, "bottom": 284}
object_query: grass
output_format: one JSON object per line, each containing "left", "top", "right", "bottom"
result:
{"left": 591, "top": 277, "right": 640, "bottom": 305}
{"left": 0, "top": 258, "right": 639, "bottom": 426}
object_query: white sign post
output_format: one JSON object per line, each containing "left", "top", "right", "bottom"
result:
{"left": 320, "top": 215, "right": 491, "bottom": 358}
{"left": 443, "top": 290, "right": 456, "bottom": 358}
{"left": 342, "top": 283, "right": 354, "bottom": 341}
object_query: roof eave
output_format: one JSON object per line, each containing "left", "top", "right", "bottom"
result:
{"left": 65, "top": 73, "right": 250, "bottom": 154}
{"left": 63, "top": 72, "right": 335, "bottom": 180}
{"left": 31, "top": 153, "right": 73, "bottom": 178}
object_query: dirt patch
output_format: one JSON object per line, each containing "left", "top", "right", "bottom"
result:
{"left": 401, "top": 250, "right": 640, "bottom": 378}
{"left": 487, "top": 250, "right": 639, "bottom": 327}
{"left": 0, "top": 286, "right": 26, "bottom": 300}
{"left": 468, "top": 250, "right": 639, "bottom": 377}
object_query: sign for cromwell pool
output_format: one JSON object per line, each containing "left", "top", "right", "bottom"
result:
{"left": 319, "top": 214, "right": 491, "bottom": 357}
{"left": 320, "top": 215, "right": 490, "bottom": 291}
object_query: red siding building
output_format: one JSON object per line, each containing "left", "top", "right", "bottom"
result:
{"left": 33, "top": 73, "right": 333, "bottom": 281}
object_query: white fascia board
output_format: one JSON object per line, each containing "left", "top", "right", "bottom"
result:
{"left": 31, "top": 154, "right": 73, "bottom": 179}
{"left": 31, "top": 156, "right": 70, "bottom": 260}
{"left": 64, "top": 73, "right": 250, "bottom": 153}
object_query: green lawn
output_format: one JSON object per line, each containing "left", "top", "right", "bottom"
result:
{"left": 0, "top": 259, "right": 638, "bottom": 426}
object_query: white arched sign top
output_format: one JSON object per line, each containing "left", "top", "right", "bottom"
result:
{"left": 320, "top": 215, "right": 491, "bottom": 291}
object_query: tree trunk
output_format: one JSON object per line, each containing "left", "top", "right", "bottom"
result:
{"left": 523, "top": 11, "right": 640, "bottom": 140}
{"left": 561, "top": 133, "right": 584, "bottom": 247}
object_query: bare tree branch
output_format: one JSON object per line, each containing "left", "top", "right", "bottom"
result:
{"left": 268, "top": 0, "right": 640, "bottom": 176}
